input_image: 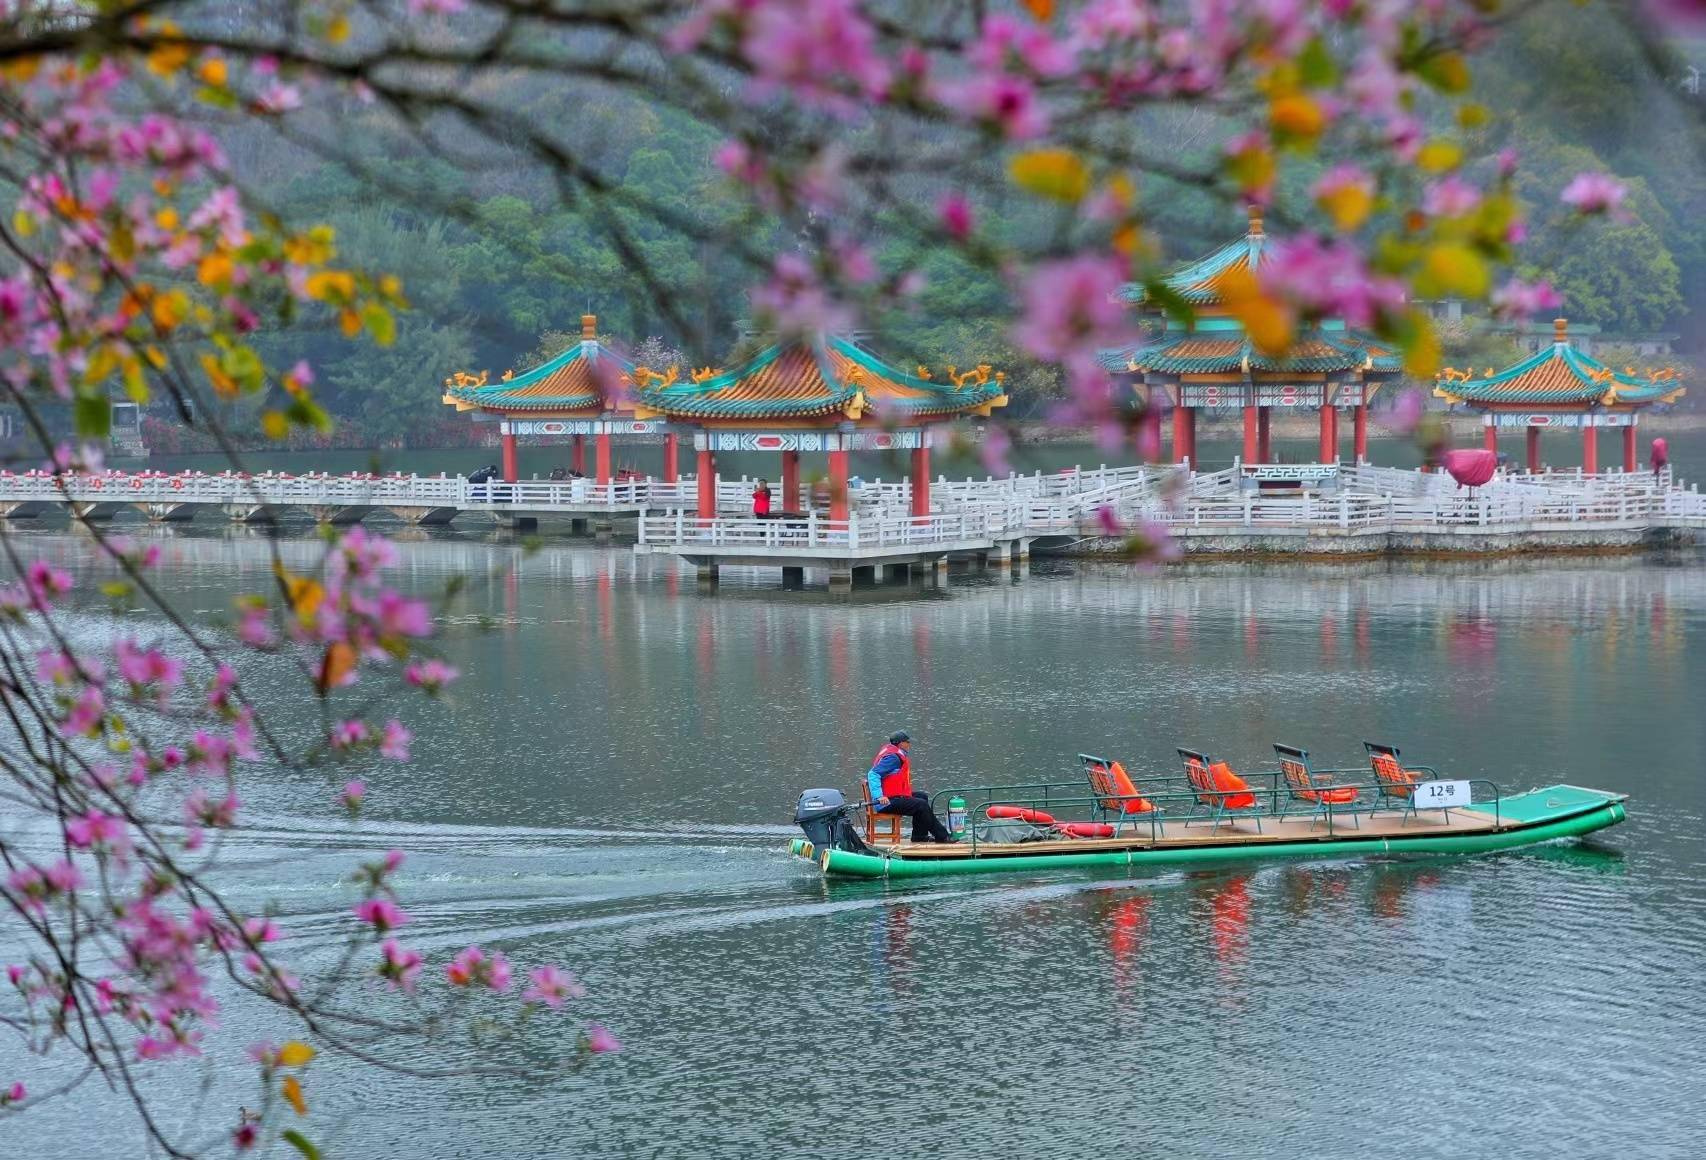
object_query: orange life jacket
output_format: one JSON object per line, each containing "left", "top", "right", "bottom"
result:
{"left": 873, "top": 742, "right": 912, "bottom": 798}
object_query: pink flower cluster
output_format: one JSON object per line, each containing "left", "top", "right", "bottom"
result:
{"left": 1257, "top": 235, "right": 1408, "bottom": 328}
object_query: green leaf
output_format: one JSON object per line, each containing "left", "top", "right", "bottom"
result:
{"left": 281, "top": 1129, "right": 321, "bottom": 1160}
{"left": 74, "top": 394, "right": 112, "bottom": 438}
{"left": 1297, "top": 37, "right": 1338, "bottom": 89}
{"left": 362, "top": 302, "right": 397, "bottom": 347}
{"left": 1142, "top": 279, "right": 1196, "bottom": 329}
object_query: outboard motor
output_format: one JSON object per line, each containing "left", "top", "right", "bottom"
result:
{"left": 794, "top": 788, "right": 867, "bottom": 856}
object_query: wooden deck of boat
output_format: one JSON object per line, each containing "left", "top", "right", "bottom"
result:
{"left": 882, "top": 806, "right": 1506, "bottom": 858}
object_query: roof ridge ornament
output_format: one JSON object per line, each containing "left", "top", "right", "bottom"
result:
{"left": 1553, "top": 316, "right": 1568, "bottom": 347}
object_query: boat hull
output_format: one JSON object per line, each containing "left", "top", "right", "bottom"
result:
{"left": 807, "top": 786, "right": 1626, "bottom": 879}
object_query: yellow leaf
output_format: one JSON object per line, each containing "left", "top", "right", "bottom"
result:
{"left": 0, "top": 55, "right": 41, "bottom": 83}
{"left": 277, "top": 1041, "right": 316, "bottom": 1068}
{"left": 1416, "top": 242, "right": 1489, "bottom": 298}
{"left": 1456, "top": 103, "right": 1490, "bottom": 130}
{"left": 281, "top": 1074, "right": 307, "bottom": 1116}
{"left": 1316, "top": 184, "right": 1374, "bottom": 232}
{"left": 1007, "top": 149, "right": 1091, "bottom": 203}
{"left": 317, "top": 641, "right": 356, "bottom": 693}
{"left": 282, "top": 575, "right": 324, "bottom": 621}
{"left": 198, "top": 57, "right": 227, "bottom": 88}
{"left": 152, "top": 290, "right": 189, "bottom": 331}
{"left": 1269, "top": 94, "right": 1326, "bottom": 141}
{"left": 12, "top": 209, "right": 33, "bottom": 238}
{"left": 199, "top": 352, "right": 238, "bottom": 399}
{"left": 1216, "top": 267, "right": 1295, "bottom": 357}
{"left": 1021, "top": 0, "right": 1054, "bottom": 19}
{"left": 261, "top": 409, "right": 290, "bottom": 440}
{"left": 304, "top": 270, "right": 356, "bottom": 303}
{"left": 197, "top": 252, "right": 234, "bottom": 288}
{"left": 1223, "top": 144, "right": 1275, "bottom": 196}
{"left": 1415, "top": 140, "right": 1462, "bottom": 174}
{"left": 144, "top": 345, "right": 168, "bottom": 370}
{"left": 146, "top": 40, "right": 193, "bottom": 78}
{"left": 155, "top": 207, "right": 179, "bottom": 231}
{"left": 339, "top": 308, "right": 362, "bottom": 338}
{"left": 328, "top": 15, "right": 352, "bottom": 44}
{"left": 1403, "top": 317, "right": 1441, "bottom": 378}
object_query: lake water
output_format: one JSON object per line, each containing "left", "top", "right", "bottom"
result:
{"left": 3, "top": 520, "right": 1705, "bottom": 1157}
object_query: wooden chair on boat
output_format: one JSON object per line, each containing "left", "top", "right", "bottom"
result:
{"left": 1362, "top": 741, "right": 1442, "bottom": 825}
{"left": 1177, "top": 748, "right": 1264, "bottom": 833}
{"left": 1079, "top": 753, "right": 1159, "bottom": 835}
{"left": 1274, "top": 743, "right": 1361, "bottom": 831}
{"left": 860, "top": 782, "right": 904, "bottom": 845}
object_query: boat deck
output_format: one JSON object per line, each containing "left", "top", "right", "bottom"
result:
{"left": 881, "top": 806, "right": 1505, "bottom": 859}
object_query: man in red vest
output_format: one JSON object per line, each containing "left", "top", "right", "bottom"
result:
{"left": 867, "top": 731, "right": 952, "bottom": 843}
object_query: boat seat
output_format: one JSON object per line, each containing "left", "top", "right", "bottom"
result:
{"left": 1178, "top": 747, "right": 1265, "bottom": 833}
{"left": 1080, "top": 753, "right": 1158, "bottom": 831}
{"left": 860, "top": 783, "right": 904, "bottom": 846}
{"left": 1363, "top": 741, "right": 1442, "bottom": 824}
{"left": 1274, "top": 743, "right": 1361, "bottom": 830}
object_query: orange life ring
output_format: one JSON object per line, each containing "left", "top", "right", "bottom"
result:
{"left": 986, "top": 804, "right": 1055, "bottom": 825}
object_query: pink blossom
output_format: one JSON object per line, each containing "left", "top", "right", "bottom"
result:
{"left": 583, "top": 1024, "right": 621, "bottom": 1054}
{"left": 379, "top": 939, "right": 423, "bottom": 993}
{"left": 408, "top": 0, "right": 467, "bottom": 14}
{"left": 1388, "top": 388, "right": 1426, "bottom": 435}
{"left": 1490, "top": 278, "right": 1563, "bottom": 320}
{"left": 1258, "top": 235, "right": 1406, "bottom": 328}
{"left": 380, "top": 719, "right": 412, "bottom": 761}
{"left": 233, "top": 1123, "right": 258, "bottom": 1151}
{"left": 332, "top": 720, "right": 370, "bottom": 750}
{"left": 115, "top": 638, "right": 185, "bottom": 700}
{"left": 66, "top": 809, "right": 124, "bottom": 850}
{"left": 63, "top": 685, "right": 106, "bottom": 736}
{"left": 24, "top": 560, "right": 72, "bottom": 605}
{"left": 750, "top": 252, "right": 855, "bottom": 337}
{"left": 340, "top": 780, "right": 366, "bottom": 813}
{"left": 523, "top": 965, "right": 587, "bottom": 1009}
{"left": 404, "top": 658, "right": 459, "bottom": 693}
{"left": 1560, "top": 172, "right": 1629, "bottom": 218}
{"left": 937, "top": 73, "right": 1048, "bottom": 139}
{"left": 967, "top": 14, "right": 1073, "bottom": 78}
{"left": 741, "top": 0, "right": 890, "bottom": 112}
{"left": 938, "top": 193, "right": 974, "bottom": 241}
{"left": 446, "top": 945, "right": 511, "bottom": 991}
{"left": 374, "top": 590, "right": 432, "bottom": 640}
{"left": 353, "top": 897, "right": 409, "bottom": 933}
{"left": 1095, "top": 504, "right": 1123, "bottom": 537}
{"left": 3, "top": 1081, "right": 24, "bottom": 1105}
{"left": 1422, "top": 176, "right": 1482, "bottom": 218}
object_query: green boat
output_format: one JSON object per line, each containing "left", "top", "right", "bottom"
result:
{"left": 789, "top": 743, "right": 1628, "bottom": 880}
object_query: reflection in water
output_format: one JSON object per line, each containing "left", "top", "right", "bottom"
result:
{"left": 3, "top": 527, "right": 1704, "bottom": 1159}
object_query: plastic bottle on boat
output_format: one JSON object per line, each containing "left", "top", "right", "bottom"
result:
{"left": 947, "top": 796, "right": 967, "bottom": 840}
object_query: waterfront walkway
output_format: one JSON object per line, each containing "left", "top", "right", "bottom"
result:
{"left": 1, "top": 463, "right": 1701, "bottom": 583}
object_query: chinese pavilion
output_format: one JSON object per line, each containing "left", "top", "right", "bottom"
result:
{"left": 629, "top": 333, "right": 1008, "bottom": 520}
{"left": 442, "top": 314, "right": 676, "bottom": 483}
{"left": 1434, "top": 318, "right": 1685, "bottom": 473}
{"left": 1110, "top": 208, "right": 1402, "bottom": 466}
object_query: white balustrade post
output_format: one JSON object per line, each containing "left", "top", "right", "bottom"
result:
{"left": 1338, "top": 495, "right": 1349, "bottom": 529}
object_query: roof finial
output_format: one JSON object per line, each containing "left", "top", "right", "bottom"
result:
{"left": 1247, "top": 203, "right": 1264, "bottom": 238}
{"left": 1553, "top": 317, "right": 1568, "bottom": 346}
{"left": 582, "top": 313, "right": 598, "bottom": 341}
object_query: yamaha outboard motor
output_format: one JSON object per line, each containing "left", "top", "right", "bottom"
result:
{"left": 794, "top": 788, "right": 868, "bottom": 855}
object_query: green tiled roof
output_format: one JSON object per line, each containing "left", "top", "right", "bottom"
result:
{"left": 1436, "top": 339, "right": 1686, "bottom": 408}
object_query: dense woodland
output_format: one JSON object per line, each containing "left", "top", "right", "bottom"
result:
{"left": 202, "top": 3, "right": 1706, "bottom": 443}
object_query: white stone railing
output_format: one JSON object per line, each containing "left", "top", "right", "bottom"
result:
{"left": 638, "top": 511, "right": 992, "bottom": 552}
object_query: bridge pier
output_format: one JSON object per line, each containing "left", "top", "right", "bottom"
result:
{"left": 386, "top": 506, "right": 457, "bottom": 526}
{"left": 137, "top": 503, "right": 195, "bottom": 523}
{"left": 697, "top": 561, "right": 719, "bottom": 586}
{"left": 222, "top": 505, "right": 270, "bottom": 524}
{"left": 782, "top": 566, "right": 805, "bottom": 589}
{"left": 0, "top": 502, "right": 47, "bottom": 520}
{"left": 503, "top": 515, "right": 539, "bottom": 531}
{"left": 305, "top": 506, "right": 367, "bottom": 526}
{"left": 69, "top": 502, "right": 122, "bottom": 523}
{"left": 570, "top": 518, "right": 590, "bottom": 536}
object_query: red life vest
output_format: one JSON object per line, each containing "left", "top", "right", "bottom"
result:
{"left": 873, "top": 742, "right": 912, "bottom": 798}
{"left": 753, "top": 487, "right": 771, "bottom": 516}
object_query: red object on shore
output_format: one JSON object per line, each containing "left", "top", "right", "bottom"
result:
{"left": 1443, "top": 448, "right": 1498, "bottom": 488}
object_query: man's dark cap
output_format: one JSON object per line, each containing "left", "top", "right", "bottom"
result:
{"left": 889, "top": 731, "right": 910, "bottom": 745}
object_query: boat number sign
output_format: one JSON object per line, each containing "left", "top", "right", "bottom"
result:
{"left": 1414, "top": 779, "right": 1471, "bottom": 808}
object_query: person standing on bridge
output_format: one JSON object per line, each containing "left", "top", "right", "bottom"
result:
{"left": 868, "top": 731, "right": 952, "bottom": 843}
{"left": 752, "top": 478, "right": 772, "bottom": 519}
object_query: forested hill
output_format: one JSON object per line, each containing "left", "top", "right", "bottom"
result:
{"left": 229, "top": 1, "right": 1706, "bottom": 439}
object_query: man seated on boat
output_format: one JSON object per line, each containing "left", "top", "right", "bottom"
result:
{"left": 868, "top": 731, "right": 953, "bottom": 843}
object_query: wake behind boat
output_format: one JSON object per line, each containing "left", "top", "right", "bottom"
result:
{"left": 790, "top": 741, "right": 1627, "bottom": 879}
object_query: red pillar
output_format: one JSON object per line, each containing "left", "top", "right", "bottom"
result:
{"left": 828, "top": 449, "right": 850, "bottom": 521}
{"left": 1582, "top": 424, "right": 1598, "bottom": 474}
{"left": 1172, "top": 405, "right": 1193, "bottom": 465}
{"left": 1354, "top": 404, "right": 1369, "bottom": 463}
{"left": 1526, "top": 426, "right": 1541, "bottom": 473}
{"left": 696, "top": 449, "right": 716, "bottom": 519}
{"left": 781, "top": 449, "right": 800, "bottom": 513}
{"left": 1318, "top": 406, "right": 1335, "bottom": 463}
{"left": 1256, "top": 407, "right": 1272, "bottom": 463}
{"left": 1242, "top": 405, "right": 1259, "bottom": 463}
{"left": 595, "top": 432, "right": 612, "bottom": 485}
{"left": 910, "top": 445, "right": 930, "bottom": 517}
{"left": 1623, "top": 424, "right": 1637, "bottom": 473}
{"left": 1483, "top": 423, "right": 1498, "bottom": 454}
{"left": 501, "top": 431, "right": 518, "bottom": 482}
{"left": 663, "top": 433, "right": 679, "bottom": 483}
{"left": 571, "top": 434, "right": 586, "bottom": 475}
